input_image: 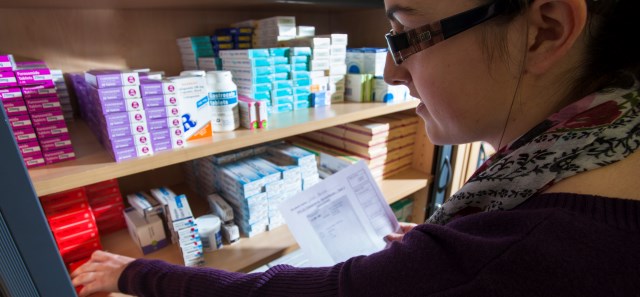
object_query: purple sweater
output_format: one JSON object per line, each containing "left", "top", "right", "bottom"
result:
{"left": 119, "top": 193, "right": 640, "bottom": 296}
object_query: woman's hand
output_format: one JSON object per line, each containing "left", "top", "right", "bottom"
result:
{"left": 70, "top": 250, "right": 135, "bottom": 297}
{"left": 384, "top": 222, "right": 418, "bottom": 244}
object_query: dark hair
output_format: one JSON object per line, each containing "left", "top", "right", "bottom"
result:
{"left": 484, "top": 0, "right": 639, "bottom": 100}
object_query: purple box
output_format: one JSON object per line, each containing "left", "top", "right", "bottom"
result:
{"left": 140, "top": 79, "right": 176, "bottom": 97}
{"left": 152, "top": 139, "right": 172, "bottom": 152}
{"left": 98, "top": 98, "right": 143, "bottom": 114}
{"left": 21, "top": 85, "right": 58, "bottom": 99}
{"left": 150, "top": 129, "right": 171, "bottom": 143}
{"left": 15, "top": 61, "right": 47, "bottom": 70}
{"left": 0, "top": 55, "right": 15, "bottom": 72}
{"left": 23, "top": 152, "right": 45, "bottom": 169}
{"left": 39, "top": 134, "right": 72, "bottom": 152}
{"left": 30, "top": 110, "right": 65, "bottom": 127}
{"left": 3, "top": 99, "right": 28, "bottom": 116}
{"left": 138, "top": 71, "right": 164, "bottom": 81}
{"left": 14, "top": 69, "right": 54, "bottom": 87}
{"left": 85, "top": 70, "right": 140, "bottom": 89}
{"left": 146, "top": 106, "right": 180, "bottom": 120}
{"left": 12, "top": 127, "right": 38, "bottom": 143}
{"left": 89, "top": 85, "right": 141, "bottom": 101}
{"left": 43, "top": 147, "right": 76, "bottom": 165}
{"left": 111, "top": 144, "right": 153, "bottom": 162}
{"left": 0, "top": 87, "right": 22, "bottom": 101}
{"left": 104, "top": 122, "right": 148, "bottom": 139}
{"left": 35, "top": 122, "right": 68, "bottom": 139}
{"left": 0, "top": 71, "right": 17, "bottom": 88}
{"left": 109, "top": 133, "right": 151, "bottom": 150}
{"left": 147, "top": 116, "right": 181, "bottom": 131}
{"left": 104, "top": 111, "right": 147, "bottom": 127}
{"left": 18, "top": 141, "right": 42, "bottom": 155}
{"left": 26, "top": 96, "right": 61, "bottom": 114}
{"left": 141, "top": 94, "right": 178, "bottom": 109}
{"left": 9, "top": 114, "right": 32, "bottom": 129}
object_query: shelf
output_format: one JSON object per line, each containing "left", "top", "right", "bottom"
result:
{"left": 29, "top": 100, "right": 418, "bottom": 197}
{"left": 101, "top": 167, "right": 429, "bottom": 272}
{"left": 0, "top": 0, "right": 383, "bottom": 10}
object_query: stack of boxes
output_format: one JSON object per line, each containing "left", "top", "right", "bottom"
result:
{"left": 79, "top": 70, "right": 154, "bottom": 162}
{"left": 139, "top": 79, "right": 185, "bottom": 153}
{"left": 1, "top": 55, "right": 76, "bottom": 168}
{"left": 177, "top": 36, "right": 215, "bottom": 71}
{"left": 346, "top": 48, "right": 410, "bottom": 103}
{"left": 86, "top": 179, "right": 127, "bottom": 234}
{"left": 50, "top": 70, "right": 74, "bottom": 121}
{"left": 279, "top": 34, "right": 348, "bottom": 106}
{"left": 184, "top": 142, "right": 316, "bottom": 234}
{"left": 212, "top": 27, "right": 254, "bottom": 52}
{"left": 297, "top": 113, "right": 418, "bottom": 181}
{"left": 252, "top": 16, "right": 297, "bottom": 48}
{"left": 152, "top": 189, "right": 205, "bottom": 267}
{"left": 219, "top": 47, "right": 311, "bottom": 115}
{"left": 40, "top": 188, "right": 102, "bottom": 270}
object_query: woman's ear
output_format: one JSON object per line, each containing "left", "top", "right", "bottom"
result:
{"left": 525, "top": 0, "right": 588, "bottom": 75}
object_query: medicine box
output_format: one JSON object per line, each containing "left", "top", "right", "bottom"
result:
{"left": 85, "top": 70, "right": 140, "bottom": 89}
{"left": 124, "top": 207, "right": 168, "bottom": 255}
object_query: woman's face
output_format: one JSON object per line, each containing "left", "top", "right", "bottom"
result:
{"left": 384, "top": 0, "right": 525, "bottom": 146}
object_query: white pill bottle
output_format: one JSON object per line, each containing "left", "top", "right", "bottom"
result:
{"left": 205, "top": 71, "right": 240, "bottom": 132}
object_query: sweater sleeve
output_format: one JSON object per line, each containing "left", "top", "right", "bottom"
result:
{"left": 118, "top": 210, "right": 549, "bottom": 297}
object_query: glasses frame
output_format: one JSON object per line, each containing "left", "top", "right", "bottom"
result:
{"left": 385, "top": 1, "right": 504, "bottom": 65}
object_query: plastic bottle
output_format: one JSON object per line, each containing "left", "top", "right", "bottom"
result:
{"left": 195, "top": 214, "right": 223, "bottom": 252}
{"left": 205, "top": 71, "right": 240, "bottom": 132}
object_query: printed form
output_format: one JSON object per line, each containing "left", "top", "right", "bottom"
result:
{"left": 279, "top": 161, "right": 400, "bottom": 266}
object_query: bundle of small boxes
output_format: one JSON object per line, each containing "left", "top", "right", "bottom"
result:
{"left": 346, "top": 48, "right": 410, "bottom": 103}
{"left": 279, "top": 34, "right": 349, "bottom": 106}
{"left": 150, "top": 188, "right": 205, "bottom": 267}
{"left": 0, "top": 55, "right": 76, "bottom": 168}
{"left": 297, "top": 113, "right": 419, "bottom": 181}
{"left": 177, "top": 36, "right": 216, "bottom": 71}
{"left": 212, "top": 27, "right": 253, "bottom": 51}
{"left": 50, "top": 70, "right": 74, "bottom": 121}
{"left": 219, "top": 47, "right": 312, "bottom": 115}
{"left": 124, "top": 192, "right": 170, "bottom": 255}
{"left": 139, "top": 78, "right": 185, "bottom": 153}
{"left": 86, "top": 179, "right": 127, "bottom": 234}
{"left": 184, "top": 142, "right": 318, "bottom": 235}
{"left": 40, "top": 188, "right": 102, "bottom": 269}
{"left": 251, "top": 16, "right": 297, "bottom": 48}
{"left": 75, "top": 70, "right": 154, "bottom": 162}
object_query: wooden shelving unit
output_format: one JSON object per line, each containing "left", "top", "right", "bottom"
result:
{"left": 30, "top": 100, "right": 419, "bottom": 197}
{"left": 102, "top": 167, "right": 429, "bottom": 273}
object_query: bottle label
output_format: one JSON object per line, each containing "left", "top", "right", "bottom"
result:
{"left": 208, "top": 90, "right": 238, "bottom": 106}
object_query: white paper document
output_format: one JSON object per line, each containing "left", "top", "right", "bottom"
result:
{"left": 279, "top": 161, "right": 400, "bottom": 266}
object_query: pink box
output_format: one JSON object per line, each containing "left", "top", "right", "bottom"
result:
{"left": 0, "top": 71, "right": 17, "bottom": 88}
{"left": 44, "top": 147, "right": 76, "bottom": 164}
{"left": 13, "top": 127, "right": 38, "bottom": 143}
{"left": 14, "top": 68, "right": 54, "bottom": 87}
{"left": 22, "top": 85, "right": 58, "bottom": 99}
{"left": 0, "top": 87, "right": 22, "bottom": 101}
{"left": 18, "top": 141, "right": 42, "bottom": 155}
{"left": 0, "top": 55, "right": 15, "bottom": 72}
{"left": 26, "top": 96, "right": 61, "bottom": 114}
{"left": 40, "top": 134, "right": 72, "bottom": 152}
{"left": 30, "top": 110, "right": 65, "bottom": 127}
{"left": 8, "top": 114, "right": 32, "bottom": 129}
{"left": 3, "top": 99, "right": 28, "bottom": 116}
{"left": 35, "top": 122, "right": 69, "bottom": 139}
{"left": 23, "top": 151, "right": 46, "bottom": 168}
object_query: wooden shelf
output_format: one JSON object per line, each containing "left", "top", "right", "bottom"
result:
{"left": 29, "top": 101, "right": 418, "bottom": 197}
{"left": 101, "top": 167, "right": 429, "bottom": 272}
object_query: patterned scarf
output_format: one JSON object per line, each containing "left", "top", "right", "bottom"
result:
{"left": 428, "top": 82, "right": 640, "bottom": 225}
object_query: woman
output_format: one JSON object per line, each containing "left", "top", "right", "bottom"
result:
{"left": 72, "top": 0, "right": 640, "bottom": 295}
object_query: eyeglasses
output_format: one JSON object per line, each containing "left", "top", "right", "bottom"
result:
{"left": 385, "top": 1, "right": 504, "bottom": 65}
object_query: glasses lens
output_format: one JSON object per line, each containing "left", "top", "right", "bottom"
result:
{"left": 385, "top": 32, "right": 404, "bottom": 65}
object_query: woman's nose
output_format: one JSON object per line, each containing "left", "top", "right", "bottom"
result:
{"left": 383, "top": 51, "right": 411, "bottom": 86}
